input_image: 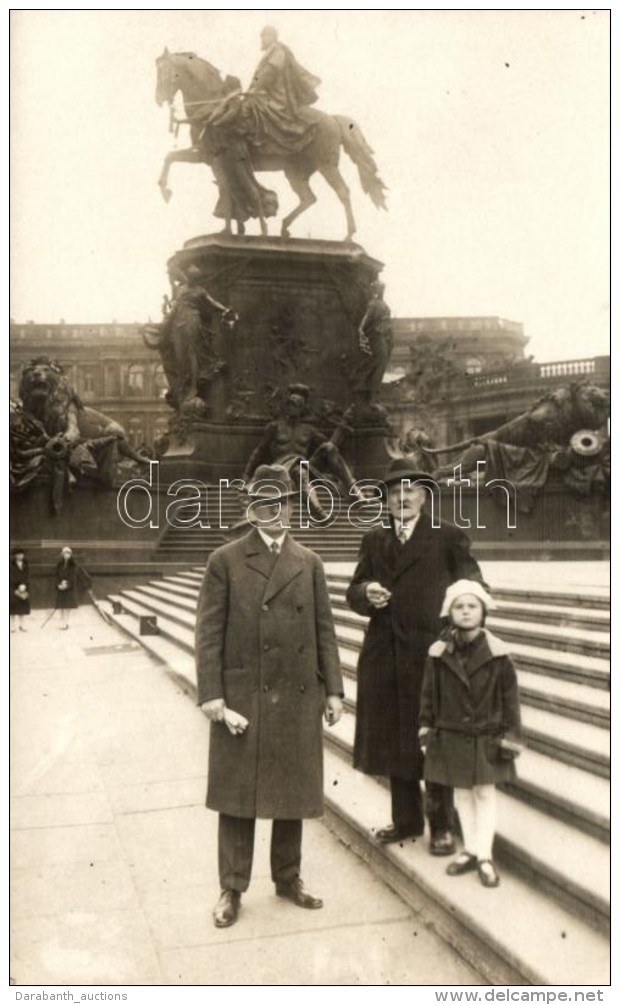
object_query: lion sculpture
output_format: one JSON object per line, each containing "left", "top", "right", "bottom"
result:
{"left": 11, "top": 357, "right": 149, "bottom": 513}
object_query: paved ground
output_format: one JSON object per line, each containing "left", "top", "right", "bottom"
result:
{"left": 10, "top": 608, "right": 484, "bottom": 986}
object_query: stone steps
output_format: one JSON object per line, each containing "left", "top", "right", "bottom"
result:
{"left": 105, "top": 565, "right": 610, "bottom": 978}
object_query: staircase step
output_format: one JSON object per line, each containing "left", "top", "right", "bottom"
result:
{"left": 325, "top": 715, "right": 609, "bottom": 934}
{"left": 486, "top": 616, "right": 609, "bottom": 658}
{"left": 503, "top": 748, "right": 609, "bottom": 843}
{"left": 520, "top": 706, "right": 609, "bottom": 777}
{"left": 517, "top": 668, "right": 609, "bottom": 727}
{"left": 494, "top": 599, "right": 609, "bottom": 632}
{"left": 492, "top": 585, "right": 610, "bottom": 611}
{"left": 150, "top": 577, "right": 203, "bottom": 599}
{"left": 133, "top": 583, "right": 197, "bottom": 613}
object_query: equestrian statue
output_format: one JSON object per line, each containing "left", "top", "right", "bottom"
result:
{"left": 155, "top": 27, "right": 387, "bottom": 241}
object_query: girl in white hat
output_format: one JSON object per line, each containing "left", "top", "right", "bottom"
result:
{"left": 418, "top": 580, "right": 522, "bottom": 888}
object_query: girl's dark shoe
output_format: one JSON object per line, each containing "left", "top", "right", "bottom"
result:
{"left": 477, "top": 859, "right": 500, "bottom": 888}
{"left": 446, "top": 852, "right": 478, "bottom": 876}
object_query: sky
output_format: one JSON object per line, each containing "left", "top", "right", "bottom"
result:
{"left": 9, "top": 9, "right": 610, "bottom": 362}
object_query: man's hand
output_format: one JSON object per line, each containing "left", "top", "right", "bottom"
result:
{"left": 201, "top": 698, "right": 226, "bottom": 722}
{"left": 418, "top": 727, "right": 430, "bottom": 748}
{"left": 365, "top": 582, "right": 391, "bottom": 608}
{"left": 223, "top": 707, "right": 249, "bottom": 736}
{"left": 324, "top": 695, "right": 343, "bottom": 727}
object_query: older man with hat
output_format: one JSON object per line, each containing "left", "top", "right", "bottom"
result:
{"left": 196, "top": 463, "right": 344, "bottom": 928}
{"left": 346, "top": 458, "right": 487, "bottom": 854}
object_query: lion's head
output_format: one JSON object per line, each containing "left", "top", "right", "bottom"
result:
{"left": 19, "top": 357, "right": 82, "bottom": 436}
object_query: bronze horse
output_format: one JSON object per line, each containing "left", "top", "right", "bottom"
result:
{"left": 155, "top": 49, "right": 387, "bottom": 241}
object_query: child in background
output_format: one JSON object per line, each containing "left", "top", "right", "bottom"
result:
{"left": 419, "top": 580, "right": 522, "bottom": 888}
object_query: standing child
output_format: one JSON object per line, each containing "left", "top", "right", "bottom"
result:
{"left": 419, "top": 580, "right": 522, "bottom": 888}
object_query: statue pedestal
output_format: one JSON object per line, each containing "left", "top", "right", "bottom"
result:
{"left": 159, "top": 234, "right": 391, "bottom": 484}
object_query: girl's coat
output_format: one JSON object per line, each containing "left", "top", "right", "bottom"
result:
{"left": 420, "top": 630, "right": 521, "bottom": 789}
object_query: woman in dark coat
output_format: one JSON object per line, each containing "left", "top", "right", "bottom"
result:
{"left": 10, "top": 548, "right": 31, "bottom": 632}
{"left": 419, "top": 580, "right": 522, "bottom": 888}
{"left": 55, "top": 547, "right": 90, "bottom": 629}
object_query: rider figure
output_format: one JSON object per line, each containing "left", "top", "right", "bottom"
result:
{"left": 243, "top": 26, "right": 321, "bottom": 155}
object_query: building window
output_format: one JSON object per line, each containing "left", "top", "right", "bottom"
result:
{"left": 154, "top": 363, "right": 168, "bottom": 397}
{"left": 126, "top": 363, "right": 145, "bottom": 396}
{"left": 128, "top": 418, "right": 145, "bottom": 448}
{"left": 465, "top": 357, "right": 483, "bottom": 375}
{"left": 82, "top": 370, "right": 96, "bottom": 398}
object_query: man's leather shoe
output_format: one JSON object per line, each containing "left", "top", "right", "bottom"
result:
{"left": 275, "top": 877, "right": 323, "bottom": 909}
{"left": 376, "top": 824, "right": 423, "bottom": 845}
{"left": 430, "top": 831, "right": 456, "bottom": 856}
{"left": 213, "top": 889, "right": 241, "bottom": 928}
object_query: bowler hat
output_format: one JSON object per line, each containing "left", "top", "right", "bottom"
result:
{"left": 247, "top": 463, "right": 296, "bottom": 499}
{"left": 383, "top": 458, "right": 434, "bottom": 486}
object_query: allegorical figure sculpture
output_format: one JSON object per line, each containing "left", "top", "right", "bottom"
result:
{"left": 155, "top": 42, "right": 387, "bottom": 240}
{"left": 426, "top": 382, "right": 610, "bottom": 512}
{"left": 242, "top": 384, "right": 362, "bottom": 518}
{"left": 10, "top": 357, "right": 149, "bottom": 513}
{"left": 204, "top": 74, "right": 279, "bottom": 236}
{"left": 353, "top": 279, "right": 393, "bottom": 413}
{"left": 429, "top": 382, "right": 610, "bottom": 480}
{"left": 143, "top": 265, "right": 238, "bottom": 416}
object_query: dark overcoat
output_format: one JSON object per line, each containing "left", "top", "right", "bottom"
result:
{"left": 10, "top": 560, "right": 31, "bottom": 616}
{"left": 55, "top": 560, "right": 90, "bottom": 609}
{"left": 419, "top": 630, "right": 522, "bottom": 788}
{"left": 346, "top": 512, "right": 484, "bottom": 779}
{"left": 195, "top": 529, "right": 343, "bottom": 819}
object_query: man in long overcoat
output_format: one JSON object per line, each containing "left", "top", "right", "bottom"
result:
{"left": 346, "top": 458, "right": 486, "bottom": 854}
{"left": 196, "top": 463, "right": 344, "bottom": 928}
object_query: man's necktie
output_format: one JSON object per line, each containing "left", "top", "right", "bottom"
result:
{"left": 398, "top": 526, "right": 409, "bottom": 545}
{"left": 271, "top": 540, "right": 280, "bottom": 557}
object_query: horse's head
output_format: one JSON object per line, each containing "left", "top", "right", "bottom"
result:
{"left": 155, "top": 48, "right": 180, "bottom": 107}
{"left": 155, "top": 48, "right": 225, "bottom": 107}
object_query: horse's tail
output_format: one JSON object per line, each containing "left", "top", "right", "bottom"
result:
{"left": 336, "top": 116, "right": 387, "bottom": 210}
